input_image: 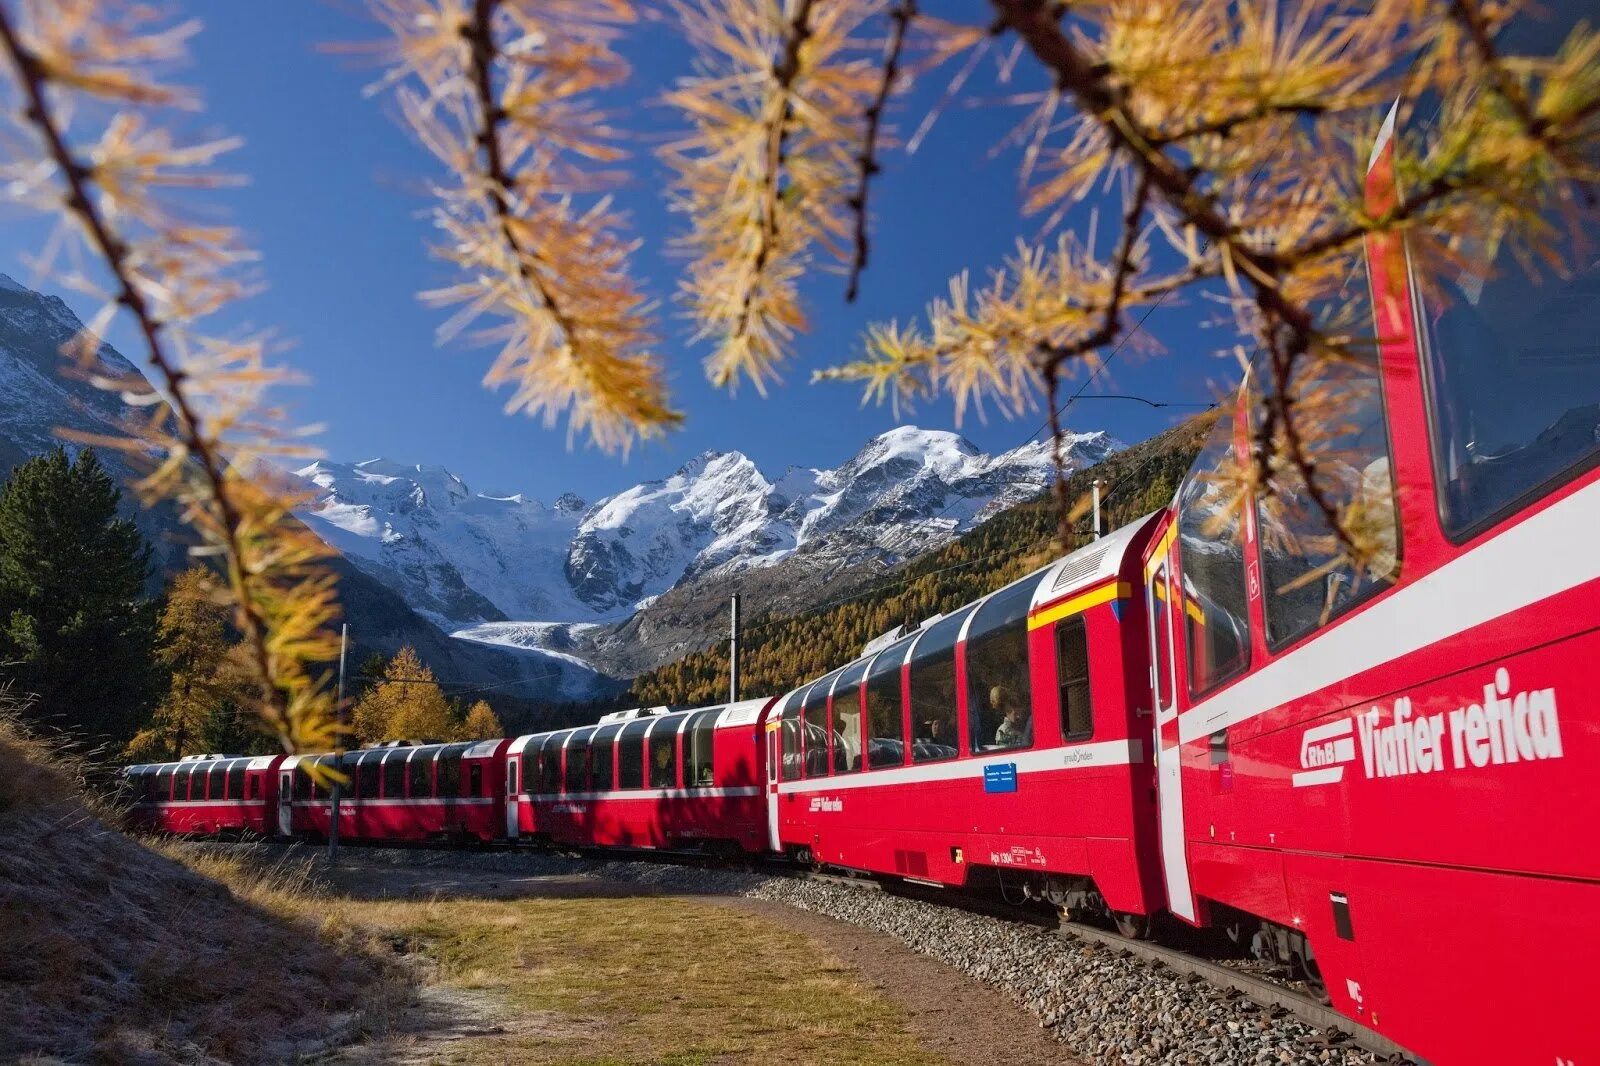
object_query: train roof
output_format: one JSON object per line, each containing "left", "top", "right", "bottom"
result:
{"left": 506, "top": 697, "right": 773, "bottom": 755}
{"left": 774, "top": 513, "right": 1160, "bottom": 714}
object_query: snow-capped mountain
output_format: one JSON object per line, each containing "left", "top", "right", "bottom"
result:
{"left": 294, "top": 426, "right": 1120, "bottom": 636}
{"left": 0, "top": 270, "right": 1121, "bottom": 699}
{"left": 0, "top": 272, "right": 615, "bottom": 704}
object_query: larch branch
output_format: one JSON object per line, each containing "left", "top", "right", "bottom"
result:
{"left": 462, "top": 0, "right": 583, "bottom": 349}
{"left": 0, "top": 6, "right": 291, "bottom": 731}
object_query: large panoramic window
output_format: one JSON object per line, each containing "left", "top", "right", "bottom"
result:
{"left": 863, "top": 643, "right": 908, "bottom": 769}
{"left": 648, "top": 720, "right": 678, "bottom": 789}
{"left": 618, "top": 721, "right": 650, "bottom": 789}
{"left": 780, "top": 698, "right": 803, "bottom": 782}
{"left": 966, "top": 577, "right": 1037, "bottom": 754}
{"left": 802, "top": 678, "right": 832, "bottom": 778}
{"left": 590, "top": 728, "right": 617, "bottom": 791}
{"left": 564, "top": 730, "right": 594, "bottom": 792}
{"left": 408, "top": 750, "right": 432, "bottom": 798}
{"left": 683, "top": 710, "right": 718, "bottom": 787}
{"left": 909, "top": 609, "right": 970, "bottom": 763}
{"left": 831, "top": 660, "right": 868, "bottom": 774}
{"left": 1178, "top": 411, "right": 1251, "bottom": 695}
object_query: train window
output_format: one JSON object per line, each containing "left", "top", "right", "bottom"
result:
{"left": 1404, "top": 6, "right": 1600, "bottom": 540}
{"left": 683, "top": 711, "right": 717, "bottom": 787}
{"left": 227, "top": 764, "right": 245, "bottom": 799}
{"left": 357, "top": 756, "right": 381, "bottom": 799}
{"left": 565, "top": 729, "right": 595, "bottom": 792}
{"left": 618, "top": 720, "right": 650, "bottom": 789}
{"left": 591, "top": 728, "right": 616, "bottom": 791}
{"left": 538, "top": 735, "right": 564, "bottom": 794}
{"left": 468, "top": 762, "right": 483, "bottom": 796}
{"left": 831, "top": 660, "right": 868, "bottom": 775}
{"left": 152, "top": 768, "right": 170, "bottom": 802}
{"left": 298, "top": 765, "right": 317, "bottom": 800}
{"left": 801, "top": 680, "right": 831, "bottom": 778}
{"left": 438, "top": 750, "right": 462, "bottom": 796}
{"left": 780, "top": 698, "right": 803, "bottom": 781}
{"left": 1255, "top": 357, "right": 1398, "bottom": 650}
{"left": 909, "top": 609, "right": 969, "bottom": 763}
{"left": 407, "top": 751, "right": 432, "bottom": 797}
{"left": 1057, "top": 615, "right": 1093, "bottom": 741}
{"left": 382, "top": 752, "right": 406, "bottom": 799}
{"left": 966, "top": 578, "right": 1038, "bottom": 754}
{"left": 1178, "top": 411, "right": 1252, "bottom": 695}
{"left": 648, "top": 720, "right": 678, "bottom": 789}
{"left": 209, "top": 765, "right": 226, "bottom": 800}
{"left": 864, "top": 644, "right": 908, "bottom": 769}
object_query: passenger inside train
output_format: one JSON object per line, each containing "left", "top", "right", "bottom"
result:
{"left": 989, "top": 685, "right": 1032, "bottom": 749}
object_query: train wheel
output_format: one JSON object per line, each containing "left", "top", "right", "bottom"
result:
{"left": 1113, "top": 912, "right": 1152, "bottom": 940}
{"left": 1293, "top": 942, "right": 1330, "bottom": 1005}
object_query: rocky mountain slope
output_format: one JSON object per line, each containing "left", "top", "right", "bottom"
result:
{"left": 0, "top": 273, "right": 586, "bottom": 710}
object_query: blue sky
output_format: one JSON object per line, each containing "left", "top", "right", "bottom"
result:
{"left": 4, "top": 3, "right": 1228, "bottom": 503}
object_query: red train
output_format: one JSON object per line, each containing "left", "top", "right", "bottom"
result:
{"left": 123, "top": 10, "right": 1597, "bottom": 1060}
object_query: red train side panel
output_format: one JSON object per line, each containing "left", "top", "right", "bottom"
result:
{"left": 509, "top": 698, "right": 774, "bottom": 854}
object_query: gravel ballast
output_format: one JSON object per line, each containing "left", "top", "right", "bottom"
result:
{"left": 243, "top": 844, "right": 1384, "bottom": 1066}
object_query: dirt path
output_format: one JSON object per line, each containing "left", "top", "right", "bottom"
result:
{"left": 725, "top": 897, "right": 1079, "bottom": 1066}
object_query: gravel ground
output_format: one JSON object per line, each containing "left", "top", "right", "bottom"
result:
{"left": 251, "top": 844, "right": 1385, "bottom": 1066}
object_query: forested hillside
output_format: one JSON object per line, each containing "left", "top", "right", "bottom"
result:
{"left": 630, "top": 415, "right": 1212, "bottom": 707}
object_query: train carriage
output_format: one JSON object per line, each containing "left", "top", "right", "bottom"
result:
{"left": 122, "top": 753, "right": 284, "bottom": 837}
{"left": 1141, "top": 15, "right": 1600, "bottom": 1059}
{"left": 508, "top": 699, "right": 775, "bottom": 854}
{"left": 275, "top": 739, "right": 510, "bottom": 843}
{"left": 771, "top": 517, "right": 1166, "bottom": 932}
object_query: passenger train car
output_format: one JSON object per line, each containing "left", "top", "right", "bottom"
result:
{"left": 768, "top": 517, "right": 1165, "bottom": 936}
{"left": 507, "top": 698, "right": 773, "bottom": 854}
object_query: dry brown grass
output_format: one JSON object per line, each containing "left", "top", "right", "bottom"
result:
{"left": 0, "top": 711, "right": 408, "bottom": 1064}
{"left": 306, "top": 892, "right": 954, "bottom": 1066}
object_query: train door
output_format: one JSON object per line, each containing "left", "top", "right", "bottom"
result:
{"left": 1147, "top": 547, "right": 1197, "bottom": 922}
{"left": 504, "top": 754, "right": 521, "bottom": 840}
{"left": 277, "top": 768, "right": 294, "bottom": 837}
{"left": 765, "top": 719, "right": 781, "bottom": 852}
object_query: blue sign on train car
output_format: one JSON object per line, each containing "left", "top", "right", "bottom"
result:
{"left": 983, "top": 763, "right": 1018, "bottom": 793}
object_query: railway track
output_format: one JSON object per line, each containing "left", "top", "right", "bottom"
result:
{"left": 775, "top": 864, "right": 1418, "bottom": 1064}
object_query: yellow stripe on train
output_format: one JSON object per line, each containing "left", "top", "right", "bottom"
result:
{"left": 1027, "top": 581, "right": 1131, "bottom": 630}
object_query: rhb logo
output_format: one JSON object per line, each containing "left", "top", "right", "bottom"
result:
{"left": 1292, "top": 669, "right": 1563, "bottom": 789}
{"left": 808, "top": 796, "right": 842, "bottom": 813}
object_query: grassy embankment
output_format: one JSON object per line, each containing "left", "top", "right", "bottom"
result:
{"left": 2, "top": 707, "right": 952, "bottom": 1065}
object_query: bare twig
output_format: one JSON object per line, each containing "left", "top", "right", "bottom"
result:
{"left": 846, "top": 0, "right": 917, "bottom": 303}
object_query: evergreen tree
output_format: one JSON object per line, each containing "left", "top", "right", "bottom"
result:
{"left": 125, "top": 567, "right": 255, "bottom": 761}
{"left": 0, "top": 447, "right": 159, "bottom": 743}
{"left": 351, "top": 646, "right": 454, "bottom": 743}
{"left": 456, "top": 698, "right": 503, "bottom": 741}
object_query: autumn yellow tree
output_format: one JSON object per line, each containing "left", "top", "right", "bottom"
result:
{"left": 350, "top": 646, "right": 454, "bottom": 744}
{"left": 456, "top": 699, "right": 503, "bottom": 742}
{"left": 126, "top": 568, "right": 254, "bottom": 762}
